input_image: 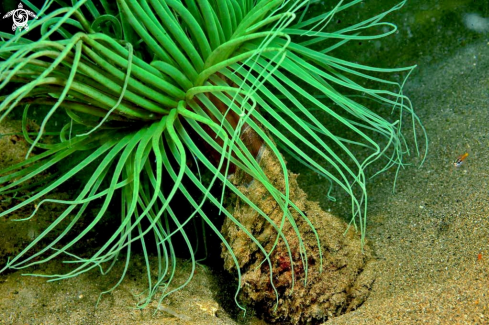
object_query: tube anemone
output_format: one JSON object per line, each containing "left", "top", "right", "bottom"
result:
{"left": 0, "top": 0, "right": 426, "bottom": 322}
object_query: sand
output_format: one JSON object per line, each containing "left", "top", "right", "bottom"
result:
{"left": 321, "top": 38, "right": 489, "bottom": 324}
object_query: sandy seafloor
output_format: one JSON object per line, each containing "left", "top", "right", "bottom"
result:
{"left": 320, "top": 39, "right": 489, "bottom": 324}
{"left": 1, "top": 1, "right": 489, "bottom": 325}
